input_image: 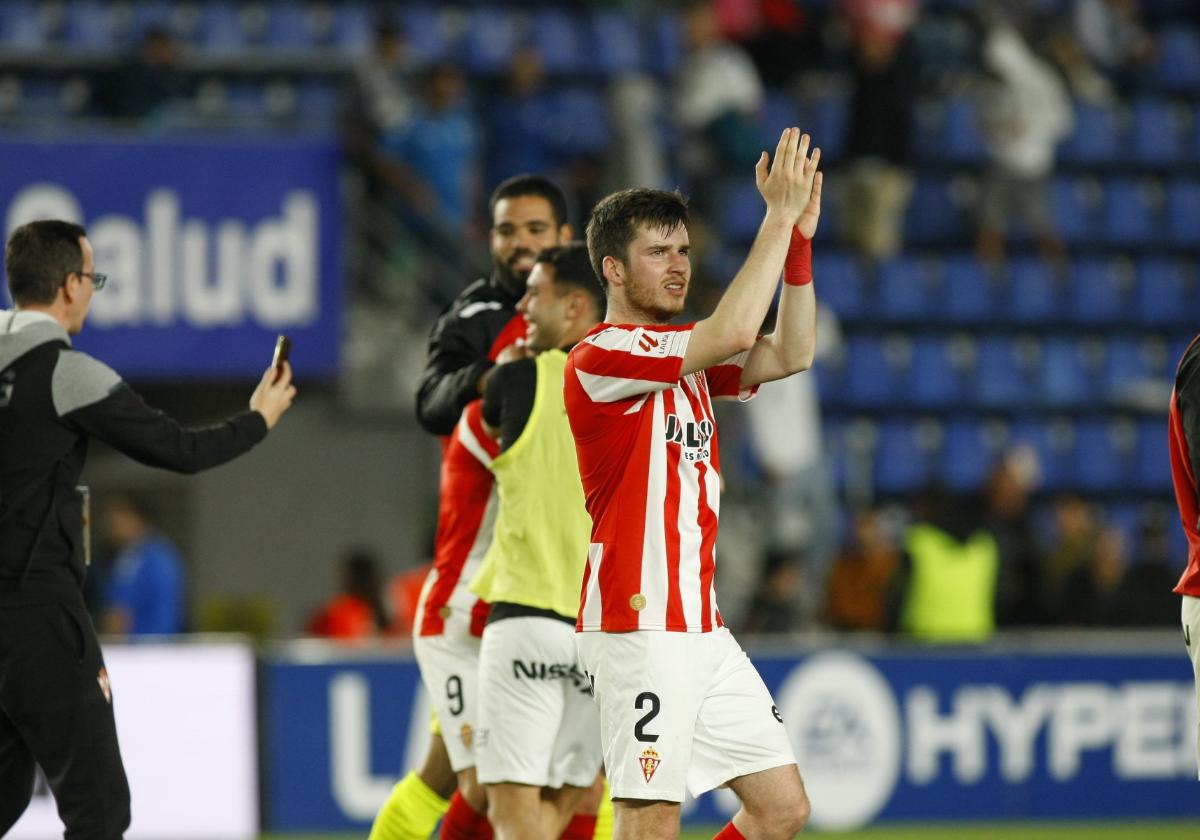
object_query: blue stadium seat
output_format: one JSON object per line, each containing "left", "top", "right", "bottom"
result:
{"left": 130, "top": 1, "right": 175, "bottom": 38}
{"left": 332, "top": 3, "right": 372, "bottom": 51}
{"left": 1104, "top": 337, "right": 1149, "bottom": 404}
{"left": 1137, "top": 418, "right": 1172, "bottom": 492}
{"left": 941, "top": 418, "right": 1002, "bottom": 491}
{"left": 1103, "top": 178, "right": 1161, "bottom": 247}
{"left": 813, "top": 251, "right": 864, "bottom": 321}
{"left": 1011, "top": 416, "right": 1075, "bottom": 491}
{"left": 399, "top": 6, "right": 450, "bottom": 64}
{"left": 1131, "top": 97, "right": 1186, "bottom": 167}
{"left": 590, "top": 10, "right": 643, "bottom": 76}
{"left": 875, "top": 419, "right": 939, "bottom": 495}
{"left": 1050, "top": 178, "right": 1099, "bottom": 245}
{"left": 976, "top": 336, "right": 1035, "bottom": 409}
{"left": 265, "top": 1, "right": 315, "bottom": 48}
{"left": 877, "top": 257, "right": 934, "bottom": 322}
{"left": 0, "top": 2, "right": 45, "bottom": 50}
{"left": 1167, "top": 180, "right": 1200, "bottom": 247}
{"left": 847, "top": 334, "right": 908, "bottom": 407}
{"left": 1158, "top": 26, "right": 1200, "bottom": 92}
{"left": 905, "top": 177, "right": 967, "bottom": 245}
{"left": 536, "top": 9, "right": 585, "bottom": 75}
{"left": 462, "top": 7, "right": 519, "bottom": 75}
{"left": 648, "top": 13, "right": 683, "bottom": 77}
{"left": 910, "top": 336, "right": 964, "bottom": 408}
{"left": 64, "top": 1, "right": 114, "bottom": 48}
{"left": 717, "top": 179, "right": 763, "bottom": 243}
{"left": 1074, "top": 419, "right": 1133, "bottom": 492}
{"left": 762, "top": 90, "right": 799, "bottom": 144}
{"left": 797, "top": 93, "right": 847, "bottom": 161}
{"left": 942, "top": 255, "right": 992, "bottom": 324}
{"left": 1040, "top": 337, "right": 1095, "bottom": 409}
{"left": 1060, "top": 103, "right": 1123, "bottom": 166}
{"left": 1004, "top": 257, "right": 1061, "bottom": 325}
{"left": 1137, "top": 258, "right": 1191, "bottom": 327}
{"left": 941, "top": 95, "right": 986, "bottom": 165}
{"left": 295, "top": 80, "right": 340, "bottom": 128}
{"left": 547, "top": 88, "right": 610, "bottom": 156}
{"left": 197, "top": 2, "right": 247, "bottom": 53}
{"left": 1070, "top": 258, "right": 1127, "bottom": 326}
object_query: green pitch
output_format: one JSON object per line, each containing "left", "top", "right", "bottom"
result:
{"left": 264, "top": 821, "right": 1200, "bottom": 840}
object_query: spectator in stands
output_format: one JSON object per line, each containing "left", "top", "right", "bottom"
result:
{"left": 91, "top": 26, "right": 189, "bottom": 123}
{"left": 1072, "top": 0, "right": 1156, "bottom": 94}
{"left": 1058, "top": 524, "right": 1129, "bottom": 625}
{"left": 379, "top": 62, "right": 482, "bottom": 242}
{"left": 1042, "top": 494, "right": 1099, "bottom": 623}
{"left": 307, "top": 547, "right": 392, "bottom": 640}
{"left": 101, "top": 494, "right": 185, "bottom": 637}
{"left": 824, "top": 508, "right": 902, "bottom": 632}
{"left": 1107, "top": 513, "right": 1180, "bottom": 627}
{"left": 839, "top": 0, "right": 920, "bottom": 261}
{"left": 982, "top": 446, "right": 1046, "bottom": 627}
{"left": 742, "top": 550, "right": 806, "bottom": 634}
{"left": 720, "top": 0, "right": 828, "bottom": 86}
{"left": 675, "top": 0, "right": 765, "bottom": 209}
{"left": 890, "top": 484, "right": 999, "bottom": 642}
{"left": 975, "top": 14, "right": 1072, "bottom": 271}
{"left": 482, "top": 46, "right": 554, "bottom": 194}
{"left": 352, "top": 17, "right": 416, "bottom": 138}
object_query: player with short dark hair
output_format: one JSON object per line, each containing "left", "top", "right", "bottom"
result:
{"left": 471, "top": 243, "right": 605, "bottom": 839}
{"left": 371, "top": 175, "right": 573, "bottom": 840}
{"left": 566, "top": 128, "right": 822, "bottom": 840}
{"left": 1168, "top": 334, "right": 1200, "bottom": 778}
{"left": 0, "top": 219, "right": 294, "bottom": 836}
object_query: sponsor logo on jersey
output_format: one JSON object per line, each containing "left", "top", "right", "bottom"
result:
{"left": 664, "top": 415, "right": 713, "bottom": 449}
{"left": 632, "top": 329, "right": 671, "bottom": 358}
{"left": 639, "top": 747, "right": 661, "bottom": 783}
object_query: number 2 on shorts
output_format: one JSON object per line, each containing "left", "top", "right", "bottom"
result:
{"left": 634, "top": 691, "right": 660, "bottom": 742}
{"left": 446, "top": 675, "right": 464, "bottom": 715}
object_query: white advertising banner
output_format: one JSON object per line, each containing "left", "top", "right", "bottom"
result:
{"left": 9, "top": 641, "right": 258, "bottom": 840}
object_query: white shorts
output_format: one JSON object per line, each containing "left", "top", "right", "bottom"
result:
{"left": 412, "top": 606, "right": 481, "bottom": 774}
{"left": 475, "top": 615, "right": 603, "bottom": 789}
{"left": 577, "top": 627, "right": 795, "bottom": 802}
{"left": 1183, "top": 596, "right": 1200, "bottom": 780}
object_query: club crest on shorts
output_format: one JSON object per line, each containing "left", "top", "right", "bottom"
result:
{"left": 97, "top": 668, "right": 111, "bottom": 704}
{"left": 638, "top": 747, "right": 661, "bottom": 783}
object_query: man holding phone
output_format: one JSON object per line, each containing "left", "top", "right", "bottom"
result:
{"left": 0, "top": 220, "right": 295, "bottom": 836}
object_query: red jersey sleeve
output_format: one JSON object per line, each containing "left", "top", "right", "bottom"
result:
{"left": 567, "top": 324, "right": 691, "bottom": 403}
{"left": 704, "top": 347, "right": 759, "bottom": 402}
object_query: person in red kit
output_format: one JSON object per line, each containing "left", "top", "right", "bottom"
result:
{"left": 369, "top": 175, "right": 573, "bottom": 840}
{"left": 566, "top": 128, "right": 821, "bottom": 840}
{"left": 1168, "top": 334, "right": 1200, "bottom": 780}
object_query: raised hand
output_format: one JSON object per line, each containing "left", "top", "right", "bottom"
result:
{"left": 754, "top": 128, "right": 822, "bottom": 230}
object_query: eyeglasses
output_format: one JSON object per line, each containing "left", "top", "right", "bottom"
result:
{"left": 76, "top": 271, "right": 107, "bottom": 290}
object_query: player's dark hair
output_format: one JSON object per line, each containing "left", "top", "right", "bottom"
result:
{"left": 489, "top": 174, "right": 568, "bottom": 229}
{"left": 536, "top": 243, "right": 606, "bottom": 315}
{"left": 585, "top": 188, "right": 689, "bottom": 287}
{"left": 5, "top": 219, "right": 88, "bottom": 306}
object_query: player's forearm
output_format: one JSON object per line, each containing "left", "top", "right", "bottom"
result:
{"left": 704, "top": 211, "right": 793, "bottom": 350}
{"left": 767, "top": 280, "right": 817, "bottom": 372}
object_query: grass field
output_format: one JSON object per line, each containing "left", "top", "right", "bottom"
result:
{"left": 264, "top": 821, "right": 1200, "bottom": 840}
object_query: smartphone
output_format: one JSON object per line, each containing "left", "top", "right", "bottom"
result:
{"left": 271, "top": 334, "right": 291, "bottom": 382}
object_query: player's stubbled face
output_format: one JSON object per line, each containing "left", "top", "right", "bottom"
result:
{"left": 622, "top": 223, "right": 690, "bottom": 323}
{"left": 517, "top": 262, "right": 563, "bottom": 353}
{"left": 491, "top": 195, "right": 564, "bottom": 296}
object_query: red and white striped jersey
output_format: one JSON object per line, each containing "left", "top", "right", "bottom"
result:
{"left": 416, "top": 399, "right": 500, "bottom": 637}
{"left": 564, "top": 322, "right": 757, "bottom": 633}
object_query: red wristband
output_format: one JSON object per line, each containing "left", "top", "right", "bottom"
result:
{"left": 783, "top": 226, "right": 813, "bottom": 286}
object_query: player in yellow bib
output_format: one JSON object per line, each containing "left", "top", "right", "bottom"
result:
{"left": 471, "top": 243, "right": 606, "bottom": 840}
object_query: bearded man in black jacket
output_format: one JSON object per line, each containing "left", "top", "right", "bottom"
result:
{"left": 0, "top": 219, "right": 295, "bottom": 838}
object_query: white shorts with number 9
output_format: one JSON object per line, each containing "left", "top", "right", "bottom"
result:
{"left": 413, "top": 609, "right": 481, "bottom": 774}
{"left": 576, "top": 626, "right": 795, "bottom": 802}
